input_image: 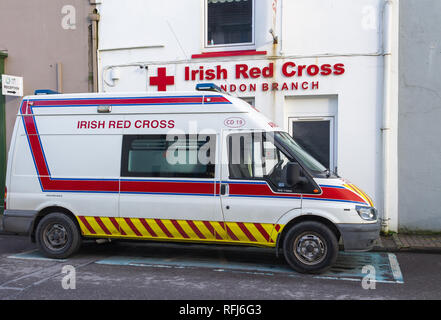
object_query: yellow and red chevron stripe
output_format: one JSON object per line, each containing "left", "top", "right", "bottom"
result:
{"left": 343, "top": 183, "right": 374, "bottom": 207}
{"left": 77, "top": 216, "right": 284, "bottom": 247}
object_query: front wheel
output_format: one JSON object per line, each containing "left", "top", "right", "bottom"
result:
{"left": 35, "top": 213, "right": 82, "bottom": 259}
{"left": 283, "top": 221, "right": 338, "bottom": 274}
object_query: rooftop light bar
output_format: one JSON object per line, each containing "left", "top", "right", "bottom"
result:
{"left": 195, "top": 83, "right": 225, "bottom": 94}
{"left": 34, "top": 89, "right": 60, "bottom": 95}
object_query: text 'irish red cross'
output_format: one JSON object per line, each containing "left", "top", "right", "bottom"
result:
{"left": 149, "top": 67, "right": 175, "bottom": 91}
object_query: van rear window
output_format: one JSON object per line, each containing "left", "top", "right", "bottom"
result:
{"left": 121, "top": 134, "right": 215, "bottom": 178}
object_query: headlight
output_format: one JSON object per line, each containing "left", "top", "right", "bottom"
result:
{"left": 355, "top": 206, "right": 377, "bottom": 221}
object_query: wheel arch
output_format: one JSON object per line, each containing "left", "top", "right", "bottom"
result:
{"left": 276, "top": 215, "right": 341, "bottom": 256}
{"left": 30, "top": 206, "right": 81, "bottom": 242}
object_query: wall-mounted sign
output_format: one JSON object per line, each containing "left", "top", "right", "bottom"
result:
{"left": 147, "top": 61, "right": 346, "bottom": 93}
{"left": 2, "top": 74, "right": 23, "bottom": 96}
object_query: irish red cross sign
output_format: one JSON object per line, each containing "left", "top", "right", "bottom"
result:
{"left": 149, "top": 67, "right": 175, "bottom": 91}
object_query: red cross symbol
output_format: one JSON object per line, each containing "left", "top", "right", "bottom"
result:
{"left": 149, "top": 67, "right": 175, "bottom": 91}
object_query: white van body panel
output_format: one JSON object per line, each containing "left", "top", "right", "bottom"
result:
{"left": 2, "top": 91, "right": 379, "bottom": 250}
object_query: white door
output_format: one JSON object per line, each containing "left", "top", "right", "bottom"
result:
{"left": 118, "top": 133, "right": 221, "bottom": 241}
{"left": 289, "top": 117, "right": 336, "bottom": 173}
{"left": 218, "top": 130, "right": 302, "bottom": 245}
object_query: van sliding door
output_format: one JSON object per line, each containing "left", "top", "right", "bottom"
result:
{"left": 118, "top": 133, "right": 222, "bottom": 242}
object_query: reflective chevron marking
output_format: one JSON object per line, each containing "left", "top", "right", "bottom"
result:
{"left": 76, "top": 216, "right": 284, "bottom": 247}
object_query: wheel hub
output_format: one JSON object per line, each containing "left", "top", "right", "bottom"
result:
{"left": 44, "top": 224, "right": 68, "bottom": 250}
{"left": 294, "top": 233, "right": 327, "bottom": 265}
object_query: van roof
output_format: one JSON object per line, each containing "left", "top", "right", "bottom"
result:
{"left": 19, "top": 90, "right": 280, "bottom": 132}
{"left": 19, "top": 90, "right": 258, "bottom": 116}
{"left": 24, "top": 90, "right": 230, "bottom": 101}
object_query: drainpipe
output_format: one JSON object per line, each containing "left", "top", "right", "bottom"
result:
{"left": 0, "top": 51, "right": 8, "bottom": 215}
{"left": 89, "top": 9, "right": 100, "bottom": 92}
{"left": 381, "top": 0, "right": 393, "bottom": 233}
{"left": 56, "top": 62, "right": 63, "bottom": 93}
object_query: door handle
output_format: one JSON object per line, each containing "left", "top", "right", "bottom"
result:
{"left": 220, "top": 183, "right": 229, "bottom": 196}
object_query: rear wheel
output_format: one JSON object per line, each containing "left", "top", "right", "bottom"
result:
{"left": 36, "top": 213, "right": 82, "bottom": 259}
{"left": 283, "top": 221, "right": 338, "bottom": 274}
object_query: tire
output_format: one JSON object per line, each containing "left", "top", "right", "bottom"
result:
{"left": 35, "top": 213, "right": 82, "bottom": 259}
{"left": 282, "top": 221, "right": 338, "bottom": 274}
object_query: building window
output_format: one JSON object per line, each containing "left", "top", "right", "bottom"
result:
{"left": 121, "top": 135, "right": 215, "bottom": 178}
{"left": 206, "top": 0, "right": 254, "bottom": 47}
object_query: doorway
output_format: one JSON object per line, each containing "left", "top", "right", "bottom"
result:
{"left": 289, "top": 116, "right": 336, "bottom": 172}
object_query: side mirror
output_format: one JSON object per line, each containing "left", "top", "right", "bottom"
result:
{"left": 286, "top": 162, "right": 307, "bottom": 187}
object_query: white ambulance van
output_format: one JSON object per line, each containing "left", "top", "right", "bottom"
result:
{"left": 1, "top": 85, "right": 380, "bottom": 273}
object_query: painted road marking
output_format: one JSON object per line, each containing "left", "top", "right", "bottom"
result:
{"left": 8, "top": 249, "right": 404, "bottom": 284}
{"left": 7, "top": 249, "right": 67, "bottom": 262}
{"left": 388, "top": 253, "right": 404, "bottom": 283}
{"left": 95, "top": 251, "right": 404, "bottom": 284}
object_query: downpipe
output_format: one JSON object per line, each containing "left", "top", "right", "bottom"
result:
{"left": 381, "top": 0, "right": 394, "bottom": 233}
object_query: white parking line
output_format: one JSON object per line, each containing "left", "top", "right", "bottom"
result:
{"left": 388, "top": 253, "right": 404, "bottom": 284}
{"left": 7, "top": 249, "right": 67, "bottom": 262}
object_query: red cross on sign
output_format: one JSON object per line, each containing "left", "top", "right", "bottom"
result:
{"left": 149, "top": 67, "right": 175, "bottom": 91}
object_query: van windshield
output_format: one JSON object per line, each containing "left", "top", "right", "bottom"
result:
{"left": 275, "top": 131, "right": 327, "bottom": 174}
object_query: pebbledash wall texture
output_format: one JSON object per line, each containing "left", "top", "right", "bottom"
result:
{"left": 398, "top": 0, "right": 441, "bottom": 232}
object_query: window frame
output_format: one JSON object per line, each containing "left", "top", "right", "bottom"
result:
{"left": 226, "top": 132, "right": 320, "bottom": 194}
{"left": 120, "top": 134, "right": 216, "bottom": 179}
{"left": 204, "top": 0, "right": 256, "bottom": 49}
{"left": 227, "top": 132, "right": 288, "bottom": 183}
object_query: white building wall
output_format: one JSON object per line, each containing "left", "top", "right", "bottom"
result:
{"left": 96, "top": 0, "right": 395, "bottom": 229}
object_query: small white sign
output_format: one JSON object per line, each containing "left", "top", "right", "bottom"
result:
{"left": 2, "top": 74, "right": 23, "bottom": 96}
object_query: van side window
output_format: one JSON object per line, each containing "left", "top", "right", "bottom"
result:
{"left": 227, "top": 132, "right": 292, "bottom": 187}
{"left": 121, "top": 134, "right": 215, "bottom": 178}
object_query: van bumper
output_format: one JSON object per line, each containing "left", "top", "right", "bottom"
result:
{"left": 337, "top": 222, "right": 380, "bottom": 251}
{"left": 0, "top": 210, "right": 38, "bottom": 235}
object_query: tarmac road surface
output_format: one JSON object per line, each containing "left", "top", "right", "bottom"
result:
{"left": 0, "top": 234, "right": 440, "bottom": 300}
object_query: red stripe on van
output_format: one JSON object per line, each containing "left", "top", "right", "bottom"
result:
{"left": 228, "top": 183, "right": 301, "bottom": 198}
{"left": 120, "top": 180, "right": 214, "bottom": 195}
{"left": 303, "top": 186, "right": 366, "bottom": 204}
{"left": 229, "top": 182, "right": 366, "bottom": 204}
{"left": 42, "top": 178, "right": 119, "bottom": 193}
{"left": 30, "top": 96, "right": 209, "bottom": 107}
